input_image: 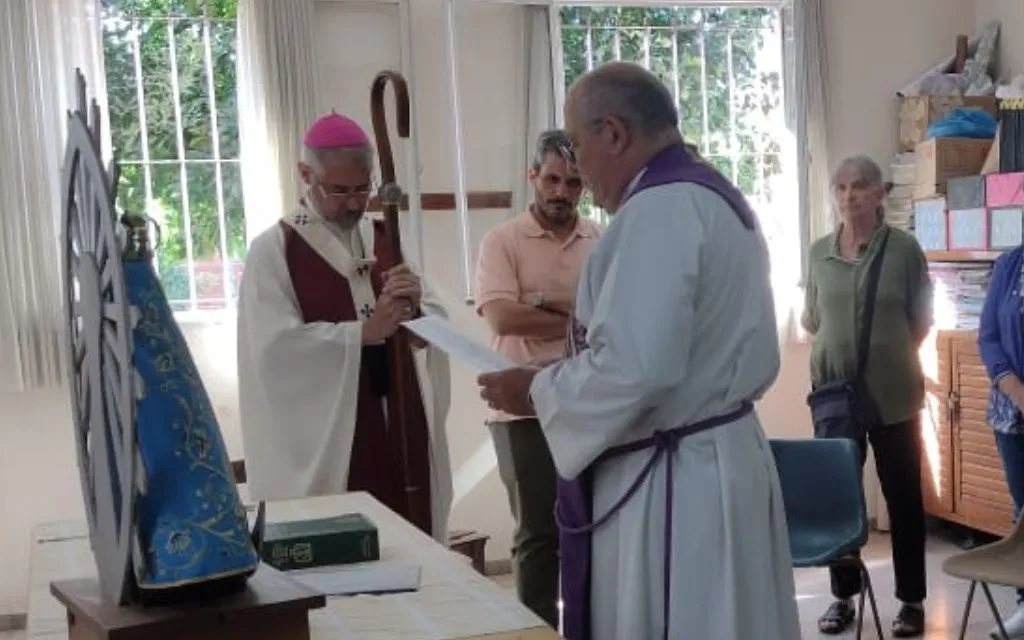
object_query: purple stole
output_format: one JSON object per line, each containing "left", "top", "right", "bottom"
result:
{"left": 556, "top": 144, "right": 757, "bottom": 640}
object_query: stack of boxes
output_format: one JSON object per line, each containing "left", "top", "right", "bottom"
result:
{"left": 887, "top": 152, "right": 916, "bottom": 231}
{"left": 897, "top": 94, "right": 1001, "bottom": 329}
{"left": 914, "top": 167, "right": 1024, "bottom": 251}
{"left": 897, "top": 94, "right": 999, "bottom": 153}
{"left": 911, "top": 137, "right": 995, "bottom": 251}
{"left": 894, "top": 94, "right": 999, "bottom": 241}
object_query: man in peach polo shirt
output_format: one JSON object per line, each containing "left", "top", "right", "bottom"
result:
{"left": 474, "top": 129, "right": 602, "bottom": 628}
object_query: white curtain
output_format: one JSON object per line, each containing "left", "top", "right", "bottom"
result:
{"left": 793, "top": 0, "right": 832, "bottom": 262}
{"left": 0, "top": 0, "right": 108, "bottom": 390}
{"left": 512, "top": 5, "right": 558, "bottom": 216}
{"left": 237, "top": 0, "right": 320, "bottom": 242}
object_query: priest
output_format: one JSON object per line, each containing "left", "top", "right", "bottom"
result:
{"left": 478, "top": 62, "right": 799, "bottom": 639}
{"left": 237, "top": 112, "right": 453, "bottom": 541}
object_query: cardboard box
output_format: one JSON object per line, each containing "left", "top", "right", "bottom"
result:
{"left": 986, "top": 172, "right": 1024, "bottom": 208}
{"left": 946, "top": 175, "right": 986, "bottom": 210}
{"left": 982, "top": 123, "right": 1001, "bottom": 175}
{"left": 948, "top": 208, "right": 988, "bottom": 250}
{"left": 915, "top": 137, "right": 993, "bottom": 198}
{"left": 991, "top": 207, "right": 1024, "bottom": 249}
{"left": 914, "top": 183, "right": 942, "bottom": 199}
{"left": 889, "top": 184, "right": 917, "bottom": 201}
{"left": 914, "top": 197, "right": 948, "bottom": 251}
{"left": 899, "top": 95, "right": 999, "bottom": 152}
{"left": 890, "top": 153, "right": 917, "bottom": 185}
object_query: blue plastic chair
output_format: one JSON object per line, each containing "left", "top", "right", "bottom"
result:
{"left": 770, "top": 438, "right": 885, "bottom": 639}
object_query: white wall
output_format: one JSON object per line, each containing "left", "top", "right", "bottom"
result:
{"left": 0, "top": 0, "right": 981, "bottom": 616}
{"left": 825, "top": 0, "right": 976, "bottom": 168}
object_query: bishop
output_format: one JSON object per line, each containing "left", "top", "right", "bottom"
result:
{"left": 237, "top": 112, "right": 453, "bottom": 541}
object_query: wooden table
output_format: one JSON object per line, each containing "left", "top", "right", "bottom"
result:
{"left": 27, "top": 491, "right": 559, "bottom": 640}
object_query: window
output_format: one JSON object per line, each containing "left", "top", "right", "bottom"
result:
{"left": 101, "top": 0, "right": 245, "bottom": 315}
{"left": 556, "top": 5, "right": 796, "bottom": 255}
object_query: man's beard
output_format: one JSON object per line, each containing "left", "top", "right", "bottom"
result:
{"left": 537, "top": 199, "right": 574, "bottom": 225}
{"left": 326, "top": 207, "right": 365, "bottom": 229}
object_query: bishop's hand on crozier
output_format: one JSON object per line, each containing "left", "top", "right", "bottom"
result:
{"left": 361, "top": 294, "right": 414, "bottom": 345}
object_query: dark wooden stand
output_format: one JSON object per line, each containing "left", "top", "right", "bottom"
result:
{"left": 50, "top": 565, "right": 326, "bottom": 640}
{"left": 448, "top": 530, "right": 489, "bottom": 575}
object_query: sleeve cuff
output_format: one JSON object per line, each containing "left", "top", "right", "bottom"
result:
{"left": 994, "top": 369, "right": 1014, "bottom": 386}
{"left": 474, "top": 292, "right": 518, "bottom": 314}
{"left": 529, "top": 365, "right": 559, "bottom": 426}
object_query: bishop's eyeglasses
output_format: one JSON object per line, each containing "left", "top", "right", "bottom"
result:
{"left": 317, "top": 181, "right": 374, "bottom": 203}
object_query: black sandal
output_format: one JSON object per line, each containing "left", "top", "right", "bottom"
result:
{"left": 818, "top": 600, "right": 855, "bottom": 635}
{"left": 893, "top": 603, "right": 925, "bottom": 637}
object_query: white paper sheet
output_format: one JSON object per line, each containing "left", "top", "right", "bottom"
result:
{"left": 402, "top": 315, "right": 514, "bottom": 373}
{"left": 289, "top": 561, "right": 422, "bottom": 596}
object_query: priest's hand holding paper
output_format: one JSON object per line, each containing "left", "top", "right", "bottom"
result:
{"left": 477, "top": 367, "right": 539, "bottom": 417}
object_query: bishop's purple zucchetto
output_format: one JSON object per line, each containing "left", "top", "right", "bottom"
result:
{"left": 303, "top": 111, "right": 370, "bottom": 148}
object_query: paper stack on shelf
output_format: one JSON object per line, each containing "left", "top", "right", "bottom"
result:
{"left": 888, "top": 151, "right": 917, "bottom": 231}
{"left": 929, "top": 262, "right": 992, "bottom": 330}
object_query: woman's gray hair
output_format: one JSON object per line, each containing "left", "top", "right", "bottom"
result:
{"left": 831, "top": 155, "right": 886, "bottom": 219}
{"left": 302, "top": 144, "right": 376, "bottom": 176}
{"left": 831, "top": 155, "right": 884, "bottom": 189}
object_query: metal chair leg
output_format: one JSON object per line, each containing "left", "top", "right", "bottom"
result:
{"left": 982, "top": 582, "right": 1010, "bottom": 640}
{"left": 859, "top": 562, "right": 885, "bottom": 640}
{"left": 957, "top": 581, "right": 977, "bottom": 640}
{"left": 856, "top": 581, "right": 867, "bottom": 640}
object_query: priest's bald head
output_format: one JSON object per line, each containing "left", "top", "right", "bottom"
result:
{"left": 298, "top": 112, "right": 375, "bottom": 228}
{"left": 563, "top": 62, "right": 683, "bottom": 213}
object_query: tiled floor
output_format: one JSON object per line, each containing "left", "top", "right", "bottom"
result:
{"left": 790, "top": 529, "right": 1017, "bottom": 639}
{"left": 490, "top": 526, "right": 1022, "bottom": 639}
{"left": 0, "top": 528, "right": 1017, "bottom": 639}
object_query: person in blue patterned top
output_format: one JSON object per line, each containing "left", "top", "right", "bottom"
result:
{"left": 978, "top": 244, "right": 1024, "bottom": 640}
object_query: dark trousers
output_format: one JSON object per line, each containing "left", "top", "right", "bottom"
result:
{"left": 489, "top": 418, "right": 560, "bottom": 628}
{"left": 830, "top": 419, "right": 927, "bottom": 603}
{"left": 994, "top": 431, "right": 1024, "bottom": 603}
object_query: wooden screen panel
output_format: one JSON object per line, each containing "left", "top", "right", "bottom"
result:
{"left": 365, "top": 191, "right": 513, "bottom": 212}
{"left": 920, "top": 332, "right": 954, "bottom": 517}
{"left": 951, "top": 335, "right": 1015, "bottom": 536}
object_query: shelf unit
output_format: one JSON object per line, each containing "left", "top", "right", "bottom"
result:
{"left": 920, "top": 247, "right": 1013, "bottom": 536}
{"left": 925, "top": 250, "right": 1004, "bottom": 262}
{"left": 921, "top": 330, "right": 1014, "bottom": 536}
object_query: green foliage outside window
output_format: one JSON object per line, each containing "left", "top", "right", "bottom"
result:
{"left": 99, "top": 1, "right": 786, "bottom": 302}
{"left": 559, "top": 6, "right": 784, "bottom": 226}
{"left": 101, "top": 0, "right": 243, "bottom": 310}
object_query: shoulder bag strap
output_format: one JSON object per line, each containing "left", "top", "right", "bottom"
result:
{"left": 856, "top": 227, "right": 890, "bottom": 382}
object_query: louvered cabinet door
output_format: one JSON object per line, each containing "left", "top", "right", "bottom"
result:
{"left": 951, "top": 334, "right": 1015, "bottom": 536}
{"left": 920, "top": 332, "right": 954, "bottom": 517}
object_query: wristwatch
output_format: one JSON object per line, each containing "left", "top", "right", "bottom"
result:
{"left": 527, "top": 292, "right": 546, "bottom": 308}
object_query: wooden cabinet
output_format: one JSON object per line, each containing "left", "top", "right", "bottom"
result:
{"left": 921, "top": 330, "right": 1015, "bottom": 536}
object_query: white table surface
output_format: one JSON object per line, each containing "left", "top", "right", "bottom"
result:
{"left": 26, "top": 491, "right": 559, "bottom": 640}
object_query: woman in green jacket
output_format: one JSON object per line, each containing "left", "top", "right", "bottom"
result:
{"left": 802, "top": 155, "right": 933, "bottom": 637}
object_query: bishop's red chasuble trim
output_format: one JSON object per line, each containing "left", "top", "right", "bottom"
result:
{"left": 280, "top": 219, "right": 433, "bottom": 534}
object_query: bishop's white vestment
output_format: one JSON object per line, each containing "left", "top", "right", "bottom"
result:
{"left": 236, "top": 204, "right": 453, "bottom": 542}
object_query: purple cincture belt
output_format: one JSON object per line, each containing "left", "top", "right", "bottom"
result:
{"left": 555, "top": 400, "right": 754, "bottom": 640}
